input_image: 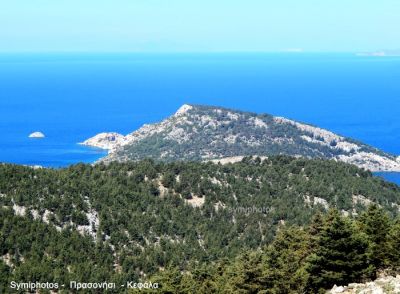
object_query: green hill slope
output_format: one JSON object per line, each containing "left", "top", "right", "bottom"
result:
{"left": 1, "top": 157, "right": 400, "bottom": 292}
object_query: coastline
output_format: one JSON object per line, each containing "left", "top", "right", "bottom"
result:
{"left": 374, "top": 172, "right": 400, "bottom": 185}
{"left": 2, "top": 54, "right": 400, "bottom": 169}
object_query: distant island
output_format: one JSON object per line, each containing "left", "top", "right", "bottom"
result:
{"left": 81, "top": 104, "right": 400, "bottom": 172}
{"left": 28, "top": 131, "right": 45, "bottom": 139}
{"left": 357, "top": 49, "right": 400, "bottom": 57}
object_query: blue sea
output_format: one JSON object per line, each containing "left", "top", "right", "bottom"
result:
{"left": 0, "top": 53, "right": 399, "bottom": 185}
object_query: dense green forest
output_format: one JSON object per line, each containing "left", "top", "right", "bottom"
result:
{"left": 1, "top": 156, "right": 400, "bottom": 293}
{"left": 138, "top": 206, "right": 400, "bottom": 293}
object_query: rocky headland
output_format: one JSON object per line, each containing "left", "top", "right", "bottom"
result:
{"left": 81, "top": 104, "right": 400, "bottom": 172}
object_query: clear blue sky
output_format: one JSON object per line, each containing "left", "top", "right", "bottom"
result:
{"left": 1, "top": 0, "right": 399, "bottom": 52}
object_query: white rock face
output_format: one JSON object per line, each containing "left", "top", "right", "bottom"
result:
{"left": 12, "top": 204, "right": 26, "bottom": 217}
{"left": 185, "top": 195, "right": 205, "bottom": 208}
{"left": 275, "top": 117, "right": 360, "bottom": 153}
{"left": 209, "top": 156, "right": 268, "bottom": 165}
{"left": 274, "top": 116, "right": 400, "bottom": 172}
{"left": 251, "top": 117, "right": 269, "bottom": 129}
{"left": 28, "top": 131, "right": 45, "bottom": 138}
{"left": 352, "top": 195, "right": 376, "bottom": 207}
{"left": 329, "top": 275, "right": 400, "bottom": 293}
{"left": 77, "top": 209, "right": 99, "bottom": 239}
{"left": 304, "top": 195, "right": 330, "bottom": 210}
{"left": 337, "top": 152, "right": 400, "bottom": 172}
{"left": 80, "top": 132, "right": 126, "bottom": 150}
{"left": 274, "top": 117, "right": 342, "bottom": 144}
{"left": 330, "top": 285, "right": 346, "bottom": 293}
{"left": 165, "top": 127, "right": 191, "bottom": 143}
{"left": 174, "top": 104, "right": 193, "bottom": 117}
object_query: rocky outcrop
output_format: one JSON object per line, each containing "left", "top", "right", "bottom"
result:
{"left": 28, "top": 131, "right": 45, "bottom": 139}
{"left": 79, "top": 132, "right": 126, "bottom": 150}
{"left": 329, "top": 275, "right": 400, "bottom": 293}
{"left": 82, "top": 104, "right": 400, "bottom": 172}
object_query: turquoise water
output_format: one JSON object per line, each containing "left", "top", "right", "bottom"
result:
{"left": 0, "top": 53, "right": 399, "bottom": 184}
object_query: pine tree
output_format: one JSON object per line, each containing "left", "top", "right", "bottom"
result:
{"left": 305, "top": 209, "right": 370, "bottom": 293}
{"left": 180, "top": 264, "right": 219, "bottom": 294}
{"left": 224, "top": 251, "right": 267, "bottom": 294}
{"left": 388, "top": 218, "right": 400, "bottom": 271}
{"left": 358, "top": 204, "right": 391, "bottom": 275}
{"left": 0, "top": 261, "right": 10, "bottom": 294}
{"left": 150, "top": 266, "right": 184, "bottom": 294}
{"left": 263, "top": 226, "right": 309, "bottom": 293}
{"left": 308, "top": 212, "right": 325, "bottom": 250}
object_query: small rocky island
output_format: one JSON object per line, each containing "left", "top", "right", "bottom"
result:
{"left": 28, "top": 131, "right": 45, "bottom": 139}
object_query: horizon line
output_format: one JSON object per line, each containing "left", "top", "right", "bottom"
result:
{"left": 0, "top": 50, "right": 372, "bottom": 55}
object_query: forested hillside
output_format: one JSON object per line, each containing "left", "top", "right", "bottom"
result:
{"left": 139, "top": 207, "right": 400, "bottom": 293}
{"left": 1, "top": 157, "right": 400, "bottom": 293}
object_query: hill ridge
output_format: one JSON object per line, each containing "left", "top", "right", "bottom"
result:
{"left": 81, "top": 104, "right": 400, "bottom": 171}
